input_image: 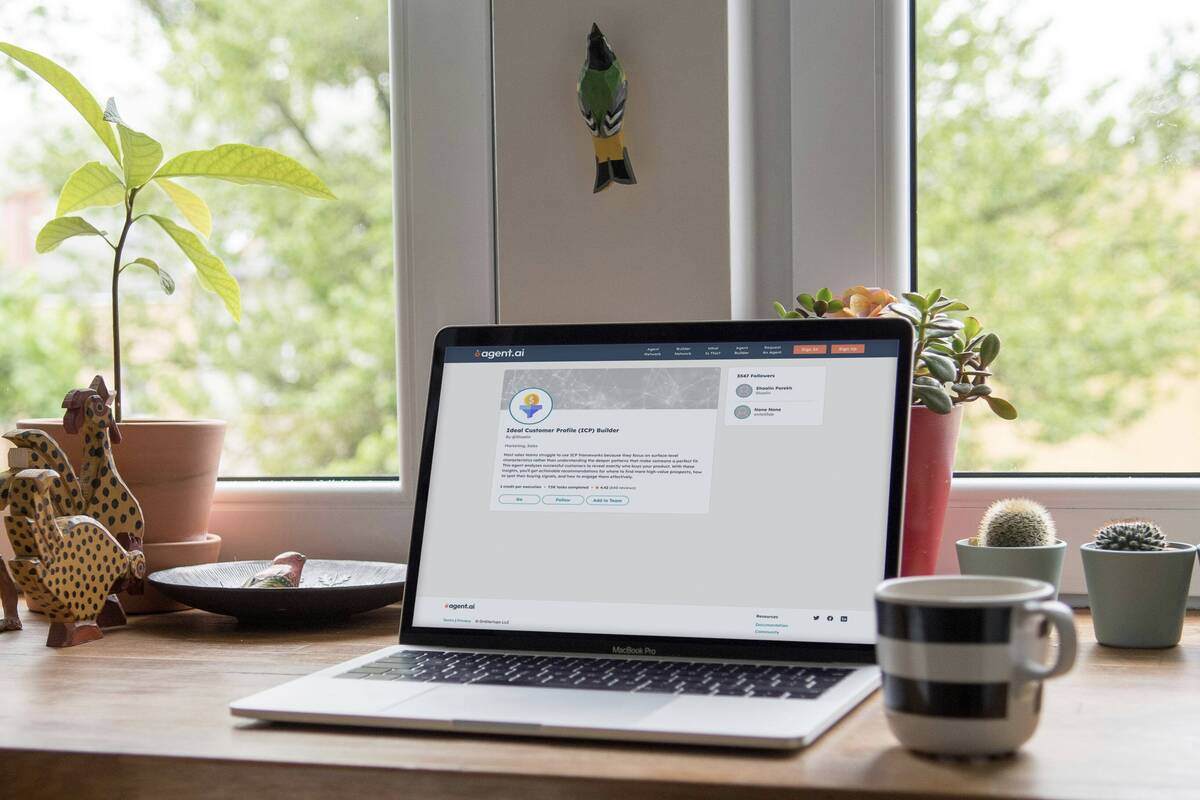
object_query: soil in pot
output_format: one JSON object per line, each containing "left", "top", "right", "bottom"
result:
{"left": 1081, "top": 542, "right": 1196, "bottom": 648}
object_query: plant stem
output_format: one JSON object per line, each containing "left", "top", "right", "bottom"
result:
{"left": 111, "top": 188, "right": 139, "bottom": 422}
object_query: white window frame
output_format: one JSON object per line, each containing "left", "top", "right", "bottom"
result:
{"left": 212, "top": 0, "right": 1199, "bottom": 601}
{"left": 780, "top": 0, "right": 1199, "bottom": 597}
{"left": 208, "top": 0, "right": 495, "bottom": 560}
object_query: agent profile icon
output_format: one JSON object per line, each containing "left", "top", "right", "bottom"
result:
{"left": 735, "top": 383, "right": 753, "bottom": 398}
{"left": 509, "top": 387, "right": 553, "bottom": 424}
{"left": 733, "top": 404, "right": 752, "bottom": 420}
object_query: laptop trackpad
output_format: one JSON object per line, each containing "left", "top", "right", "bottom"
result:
{"left": 386, "top": 685, "right": 673, "bottom": 727}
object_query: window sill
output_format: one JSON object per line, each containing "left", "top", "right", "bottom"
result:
{"left": 209, "top": 479, "right": 413, "bottom": 563}
{"left": 942, "top": 475, "right": 1200, "bottom": 596}
{"left": 204, "top": 475, "right": 1199, "bottom": 597}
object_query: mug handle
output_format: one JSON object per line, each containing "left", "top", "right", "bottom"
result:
{"left": 1013, "top": 600, "right": 1077, "bottom": 681}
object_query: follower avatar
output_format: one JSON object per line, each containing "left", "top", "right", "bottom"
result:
{"left": 578, "top": 23, "right": 636, "bottom": 193}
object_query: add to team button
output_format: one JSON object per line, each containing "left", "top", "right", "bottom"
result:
{"left": 541, "top": 494, "right": 585, "bottom": 506}
{"left": 831, "top": 343, "right": 866, "bottom": 354}
{"left": 498, "top": 494, "right": 540, "bottom": 505}
{"left": 586, "top": 495, "right": 630, "bottom": 506}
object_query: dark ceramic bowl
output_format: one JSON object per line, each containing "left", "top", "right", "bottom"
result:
{"left": 148, "top": 560, "right": 406, "bottom": 622}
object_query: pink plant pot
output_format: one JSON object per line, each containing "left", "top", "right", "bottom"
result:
{"left": 900, "top": 404, "right": 963, "bottom": 576}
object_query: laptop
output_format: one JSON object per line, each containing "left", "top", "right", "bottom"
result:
{"left": 231, "top": 319, "right": 913, "bottom": 748}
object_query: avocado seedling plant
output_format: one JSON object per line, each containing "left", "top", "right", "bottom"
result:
{"left": 774, "top": 286, "right": 1017, "bottom": 420}
{"left": 1, "top": 43, "right": 334, "bottom": 420}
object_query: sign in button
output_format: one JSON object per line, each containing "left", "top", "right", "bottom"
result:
{"left": 498, "top": 494, "right": 540, "bottom": 505}
{"left": 586, "top": 495, "right": 630, "bottom": 506}
{"left": 541, "top": 494, "right": 584, "bottom": 506}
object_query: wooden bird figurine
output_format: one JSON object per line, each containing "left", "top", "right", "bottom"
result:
{"left": 578, "top": 23, "right": 636, "bottom": 193}
{"left": 61, "top": 376, "right": 146, "bottom": 555}
{"left": 3, "top": 469, "right": 147, "bottom": 647}
{"left": 244, "top": 551, "right": 308, "bottom": 588}
{"left": 0, "top": 562, "right": 19, "bottom": 632}
{"left": 0, "top": 376, "right": 144, "bottom": 553}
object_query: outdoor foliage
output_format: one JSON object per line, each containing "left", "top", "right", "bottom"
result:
{"left": 0, "top": 0, "right": 397, "bottom": 475}
{"left": 917, "top": 0, "right": 1200, "bottom": 468}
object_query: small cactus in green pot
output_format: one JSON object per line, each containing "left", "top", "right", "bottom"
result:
{"left": 1093, "top": 520, "right": 1166, "bottom": 551}
{"left": 976, "top": 498, "right": 1056, "bottom": 547}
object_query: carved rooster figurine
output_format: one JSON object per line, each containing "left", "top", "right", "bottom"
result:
{"left": 0, "top": 376, "right": 147, "bottom": 644}
{"left": 3, "top": 469, "right": 147, "bottom": 646}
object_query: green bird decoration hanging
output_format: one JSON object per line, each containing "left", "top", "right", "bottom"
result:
{"left": 578, "top": 23, "right": 636, "bottom": 193}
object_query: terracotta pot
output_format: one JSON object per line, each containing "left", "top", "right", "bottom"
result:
{"left": 16, "top": 419, "right": 225, "bottom": 545}
{"left": 900, "top": 404, "right": 963, "bottom": 576}
{"left": 121, "top": 533, "right": 223, "bottom": 614}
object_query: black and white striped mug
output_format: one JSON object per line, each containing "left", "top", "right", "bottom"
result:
{"left": 874, "top": 576, "right": 1077, "bottom": 757}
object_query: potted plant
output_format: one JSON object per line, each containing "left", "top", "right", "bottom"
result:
{"left": 956, "top": 498, "right": 1067, "bottom": 595}
{"left": 2, "top": 43, "right": 333, "bottom": 610}
{"left": 1081, "top": 520, "right": 1197, "bottom": 648}
{"left": 774, "top": 286, "right": 1016, "bottom": 575}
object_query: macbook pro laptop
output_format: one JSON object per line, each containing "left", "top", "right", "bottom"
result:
{"left": 231, "top": 319, "right": 913, "bottom": 748}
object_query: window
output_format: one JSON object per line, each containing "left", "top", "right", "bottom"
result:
{"left": 916, "top": 0, "right": 1200, "bottom": 473}
{"left": 0, "top": 0, "right": 397, "bottom": 477}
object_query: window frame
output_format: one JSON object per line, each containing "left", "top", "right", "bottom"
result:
{"left": 783, "top": 0, "right": 1199, "bottom": 596}
{"left": 209, "top": 0, "right": 496, "bottom": 557}
{"left": 213, "top": 0, "right": 1198, "bottom": 601}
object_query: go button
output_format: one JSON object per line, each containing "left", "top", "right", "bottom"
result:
{"left": 498, "top": 494, "right": 540, "bottom": 505}
{"left": 586, "top": 495, "right": 629, "bottom": 506}
{"left": 542, "top": 494, "right": 584, "bottom": 505}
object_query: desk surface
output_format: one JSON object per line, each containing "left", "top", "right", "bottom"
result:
{"left": 1, "top": 601, "right": 1196, "bottom": 800}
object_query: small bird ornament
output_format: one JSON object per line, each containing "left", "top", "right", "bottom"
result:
{"left": 578, "top": 23, "right": 636, "bottom": 193}
{"left": 244, "top": 551, "right": 308, "bottom": 589}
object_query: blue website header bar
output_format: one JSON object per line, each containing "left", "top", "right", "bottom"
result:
{"left": 445, "top": 340, "right": 899, "bottom": 363}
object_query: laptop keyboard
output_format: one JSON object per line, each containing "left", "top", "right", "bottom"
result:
{"left": 335, "top": 650, "right": 851, "bottom": 700}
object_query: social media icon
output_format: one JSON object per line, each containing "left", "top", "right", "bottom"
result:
{"left": 826, "top": 615, "right": 834, "bottom": 622}
{"left": 839, "top": 615, "right": 848, "bottom": 622}
{"left": 812, "top": 615, "right": 820, "bottom": 621}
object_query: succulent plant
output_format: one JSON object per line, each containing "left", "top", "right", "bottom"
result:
{"left": 773, "top": 287, "right": 1016, "bottom": 419}
{"left": 977, "top": 498, "right": 1056, "bottom": 547}
{"left": 1093, "top": 520, "right": 1167, "bottom": 551}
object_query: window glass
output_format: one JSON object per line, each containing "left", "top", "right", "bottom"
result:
{"left": 0, "top": 0, "right": 397, "bottom": 476}
{"left": 917, "top": 0, "right": 1200, "bottom": 471}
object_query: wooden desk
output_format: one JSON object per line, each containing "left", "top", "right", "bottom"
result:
{"left": 1, "top": 601, "right": 1196, "bottom": 800}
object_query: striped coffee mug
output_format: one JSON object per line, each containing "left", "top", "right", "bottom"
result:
{"left": 874, "top": 576, "right": 1076, "bottom": 757}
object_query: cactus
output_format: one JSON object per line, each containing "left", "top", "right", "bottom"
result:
{"left": 977, "top": 498, "right": 1056, "bottom": 547}
{"left": 1093, "top": 520, "right": 1166, "bottom": 551}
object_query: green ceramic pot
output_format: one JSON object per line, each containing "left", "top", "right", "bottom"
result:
{"left": 956, "top": 538, "right": 1067, "bottom": 596}
{"left": 1081, "top": 542, "right": 1197, "bottom": 648}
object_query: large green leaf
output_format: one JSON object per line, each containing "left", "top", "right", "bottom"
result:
{"left": 153, "top": 144, "right": 335, "bottom": 199}
{"left": 0, "top": 42, "right": 121, "bottom": 163}
{"left": 123, "top": 257, "right": 175, "bottom": 295}
{"left": 154, "top": 178, "right": 212, "bottom": 237}
{"left": 55, "top": 162, "right": 125, "bottom": 216}
{"left": 35, "top": 216, "right": 105, "bottom": 253}
{"left": 147, "top": 215, "right": 241, "bottom": 321}
{"left": 104, "top": 99, "right": 162, "bottom": 188}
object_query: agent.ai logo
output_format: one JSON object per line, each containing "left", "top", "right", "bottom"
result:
{"left": 475, "top": 348, "right": 526, "bottom": 360}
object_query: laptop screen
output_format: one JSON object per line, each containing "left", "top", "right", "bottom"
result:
{"left": 410, "top": 334, "right": 902, "bottom": 646}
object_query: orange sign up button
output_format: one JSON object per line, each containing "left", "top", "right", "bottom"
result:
{"left": 831, "top": 343, "right": 866, "bottom": 354}
{"left": 792, "top": 344, "right": 827, "bottom": 355}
